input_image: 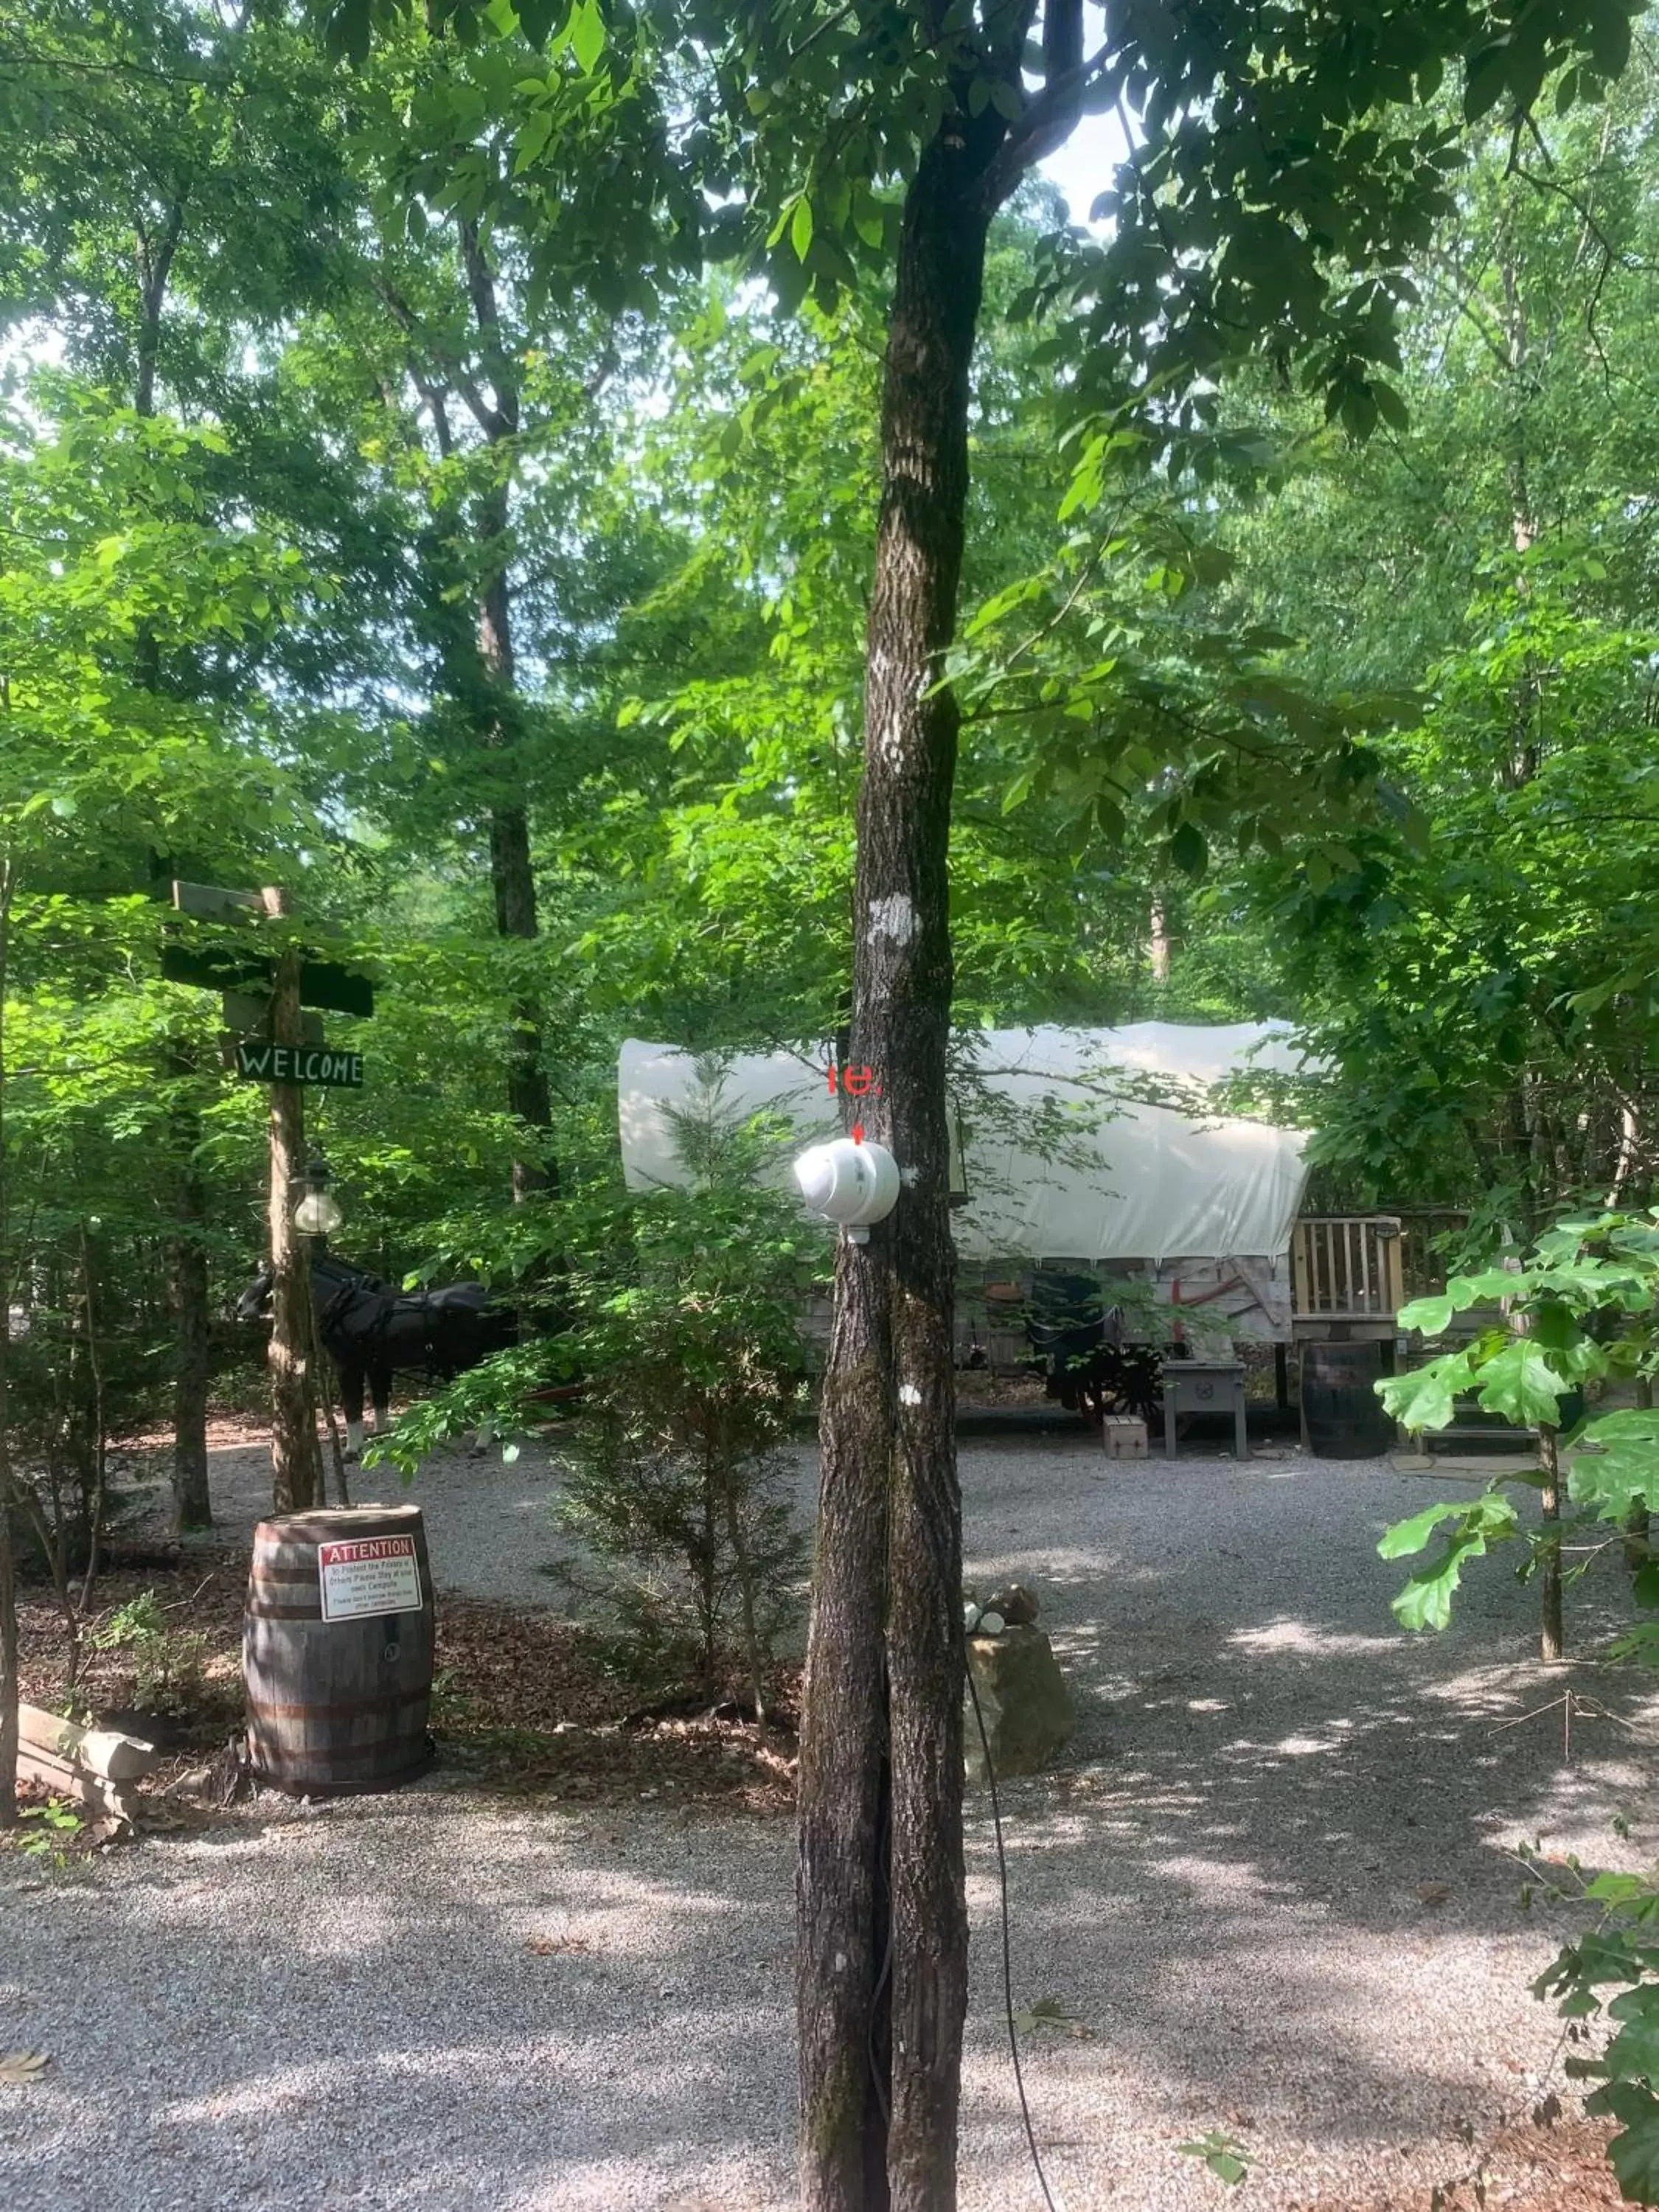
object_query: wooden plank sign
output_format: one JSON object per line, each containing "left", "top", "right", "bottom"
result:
{"left": 297, "top": 959, "right": 375, "bottom": 1020}
{"left": 234, "top": 1041, "right": 364, "bottom": 1088}
{"left": 317, "top": 1532, "right": 422, "bottom": 1622}
{"left": 172, "top": 879, "right": 263, "bottom": 921}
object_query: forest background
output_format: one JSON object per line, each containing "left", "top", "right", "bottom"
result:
{"left": 10, "top": 0, "right": 1659, "bottom": 1520}
{"left": 9, "top": 1, "right": 1659, "bottom": 2202}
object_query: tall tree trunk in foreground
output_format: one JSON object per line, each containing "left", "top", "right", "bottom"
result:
{"left": 1539, "top": 1423, "right": 1565, "bottom": 1663}
{"left": 796, "top": 125, "right": 995, "bottom": 2212}
{"left": 168, "top": 1048, "right": 213, "bottom": 1532}
{"left": 264, "top": 914, "right": 321, "bottom": 1515}
{"left": 0, "top": 855, "right": 19, "bottom": 1823}
{"left": 133, "top": 201, "right": 213, "bottom": 1524}
{"left": 459, "top": 218, "right": 556, "bottom": 1204}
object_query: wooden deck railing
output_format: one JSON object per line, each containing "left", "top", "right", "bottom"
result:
{"left": 1291, "top": 1217, "right": 1404, "bottom": 1321}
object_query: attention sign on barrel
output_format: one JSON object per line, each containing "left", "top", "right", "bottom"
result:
{"left": 317, "top": 1532, "right": 422, "bottom": 1621}
{"left": 245, "top": 1506, "right": 434, "bottom": 1795}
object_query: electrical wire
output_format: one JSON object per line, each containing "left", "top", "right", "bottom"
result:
{"left": 965, "top": 1643, "right": 1062, "bottom": 2212}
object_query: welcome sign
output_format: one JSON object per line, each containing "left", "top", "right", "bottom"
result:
{"left": 233, "top": 1041, "right": 364, "bottom": 1088}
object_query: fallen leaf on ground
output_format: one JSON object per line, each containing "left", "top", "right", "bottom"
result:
{"left": 1418, "top": 1880, "right": 1453, "bottom": 1905}
{"left": 0, "top": 2051, "right": 50, "bottom": 2086}
{"left": 1014, "top": 1994, "right": 1092, "bottom": 2038}
{"left": 526, "top": 1936, "right": 592, "bottom": 1955}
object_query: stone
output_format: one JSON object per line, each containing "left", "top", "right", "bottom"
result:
{"left": 964, "top": 1624, "right": 1075, "bottom": 1783}
{"left": 984, "top": 1582, "right": 1039, "bottom": 1627}
{"left": 978, "top": 1610, "right": 1006, "bottom": 1635}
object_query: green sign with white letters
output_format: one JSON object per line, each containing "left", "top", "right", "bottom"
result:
{"left": 233, "top": 1042, "right": 364, "bottom": 1088}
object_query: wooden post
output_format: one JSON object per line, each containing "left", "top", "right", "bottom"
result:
{"left": 263, "top": 891, "right": 321, "bottom": 1515}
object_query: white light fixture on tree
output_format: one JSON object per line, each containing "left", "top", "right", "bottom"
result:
{"left": 293, "top": 1153, "right": 344, "bottom": 1238}
{"left": 793, "top": 1135, "right": 900, "bottom": 1243}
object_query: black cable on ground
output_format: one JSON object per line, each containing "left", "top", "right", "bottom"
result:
{"left": 965, "top": 1644, "right": 1062, "bottom": 2212}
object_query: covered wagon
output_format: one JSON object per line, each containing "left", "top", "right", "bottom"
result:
{"left": 617, "top": 1023, "right": 1318, "bottom": 1380}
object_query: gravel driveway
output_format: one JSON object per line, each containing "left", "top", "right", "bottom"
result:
{"left": 4, "top": 1432, "right": 1657, "bottom": 2211}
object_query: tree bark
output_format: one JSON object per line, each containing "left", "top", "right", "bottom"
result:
{"left": 797, "top": 121, "right": 994, "bottom": 2211}
{"left": 167, "top": 1046, "right": 213, "bottom": 1532}
{"left": 1539, "top": 1424, "right": 1564, "bottom": 1663}
{"left": 0, "top": 855, "right": 18, "bottom": 1823}
{"left": 133, "top": 207, "right": 215, "bottom": 1522}
{"left": 264, "top": 912, "right": 321, "bottom": 1515}
{"left": 459, "top": 218, "right": 556, "bottom": 1203}
{"left": 1626, "top": 1372, "right": 1652, "bottom": 1572}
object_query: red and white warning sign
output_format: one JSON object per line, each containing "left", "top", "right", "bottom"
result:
{"left": 317, "top": 1533, "right": 422, "bottom": 1623}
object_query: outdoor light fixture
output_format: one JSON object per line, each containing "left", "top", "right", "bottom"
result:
{"left": 293, "top": 1153, "right": 344, "bottom": 1238}
{"left": 793, "top": 1135, "right": 900, "bottom": 1243}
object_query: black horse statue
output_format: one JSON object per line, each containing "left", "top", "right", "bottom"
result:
{"left": 236, "top": 1251, "right": 515, "bottom": 1458}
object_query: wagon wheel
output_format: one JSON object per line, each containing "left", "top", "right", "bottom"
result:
{"left": 1054, "top": 1343, "right": 1164, "bottom": 1430}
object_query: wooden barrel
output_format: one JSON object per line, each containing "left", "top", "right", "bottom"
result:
{"left": 1301, "top": 1342, "right": 1394, "bottom": 1459}
{"left": 244, "top": 1505, "right": 434, "bottom": 1795}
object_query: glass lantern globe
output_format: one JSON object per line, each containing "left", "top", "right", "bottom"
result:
{"left": 293, "top": 1155, "right": 344, "bottom": 1237}
{"left": 293, "top": 1187, "right": 344, "bottom": 1237}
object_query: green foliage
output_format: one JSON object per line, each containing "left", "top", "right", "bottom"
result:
{"left": 1376, "top": 1492, "right": 1523, "bottom": 1630}
{"left": 15, "top": 1798, "right": 84, "bottom": 1862}
{"left": 552, "top": 1166, "right": 821, "bottom": 1709}
{"left": 1378, "top": 1208, "right": 1659, "bottom": 1640}
{"left": 1175, "top": 2130, "right": 1253, "bottom": 2188}
{"left": 1531, "top": 1845, "right": 1659, "bottom": 2207}
{"left": 88, "top": 1591, "right": 210, "bottom": 1714}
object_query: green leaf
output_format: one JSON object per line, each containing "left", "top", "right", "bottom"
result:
{"left": 1397, "top": 1293, "right": 1454, "bottom": 1336}
{"left": 1587, "top": 2081, "right": 1659, "bottom": 2202}
{"left": 1568, "top": 1439, "right": 1659, "bottom": 1525}
{"left": 790, "top": 196, "right": 814, "bottom": 262}
{"left": 1176, "top": 2132, "right": 1252, "bottom": 2186}
{"left": 1378, "top": 1352, "right": 1477, "bottom": 1433}
{"left": 1380, "top": 1494, "right": 1520, "bottom": 1630}
{"left": 569, "top": 0, "right": 605, "bottom": 72}
{"left": 1475, "top": 1339, "right": 1571, "bottom": 1427}
{"left": 1377, "top": 1501, "right": 1461, "bottom": 1559}
{"left": 1169, "top": 821, "right": 1207, "bottom": 877}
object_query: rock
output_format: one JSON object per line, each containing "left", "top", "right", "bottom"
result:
{"left": 977, "top": 1610, "right": 1006, "bottom": 1635}
{"left": 984, "top": 1582, "right": 1039, "bottom": 1627}
{"left": 963, "top": 1601, "right": 983, "bottom": 1632}
{"left": 964, "top": 1624, "right": 1074, "bottom": 1783}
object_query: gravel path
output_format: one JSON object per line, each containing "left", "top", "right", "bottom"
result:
{"left": 5, "top": 1433, "right": 1658, "bottom": 2211}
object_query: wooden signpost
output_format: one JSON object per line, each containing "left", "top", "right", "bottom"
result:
{"left": 163, "top": 883, "right": 374, "bottom": 1514}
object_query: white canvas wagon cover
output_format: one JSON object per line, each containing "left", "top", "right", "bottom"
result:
{"left": 617, "top": 1023, "right": 1312, "bottom": 1267}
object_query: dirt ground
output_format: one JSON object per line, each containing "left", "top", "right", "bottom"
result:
{"left": 7, "top": 1422, "right": 1659, "bottom": 2211}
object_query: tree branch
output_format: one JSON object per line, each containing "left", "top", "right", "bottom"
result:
{"left": 978, "top": 22, "right": 1111, "bottom": 213}
{"left": 373, "top": 269, "right": 499, "bottom": 442}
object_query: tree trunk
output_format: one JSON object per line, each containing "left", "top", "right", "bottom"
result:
{"left": 1539, "top": 1423, "right": 1564, "bottom": 1663}
{"left": 167, "top": 1047, "right": 213, "bottom": 1533}
{"left": 1626, "top": 1371, "right": 1652, "bottom": 1572}
{"left": 797, "top": 125, "right": 992, "bottom": 2212}
{"left": 133, "top": 214, "right": 215, "bottom": 1522}
{"left": 1148, "top": 889, "right": 1172, "bottom": 984}
{"left": 264, "top": 918, "right": 321, "bottom": 1515}
{"left": 459, "top": 216, "right": 557, "bottom": 1204}
{"left": 0, "top": 856, "right": 18, "bottom": 1824}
